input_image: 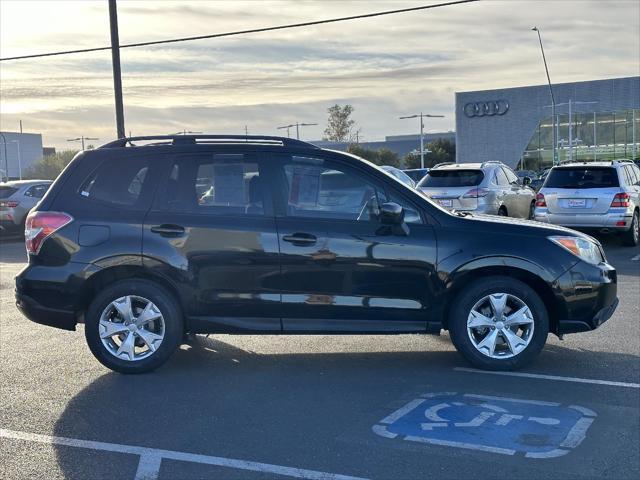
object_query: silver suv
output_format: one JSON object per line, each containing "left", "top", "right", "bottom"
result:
{"left": 534, "top": 160, "right": 640, "bottom": 246}
{"left": 416, "top": 161, "right": 536, "bottom": 218}
{"left": 0, "top": 180, "right": 52, "bottom": 235}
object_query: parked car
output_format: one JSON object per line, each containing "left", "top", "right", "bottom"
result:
{"left": 380, "top": 165, "right": 416, "bottom": 188}
{"left": 515, "top": 169, "right": 538, "bottom": 182}
{"left": 535, "top": 160, "right": 640, "bottom": 246}
{"left": 417, "top": 162, "right": 536, "bottom": 218}
{"left": 17, "top": 135, "right": 617, "bottom": 373}
{"left": 0, "top": 180, "right": 52, "bottom": 235}
{"left": 402, "top": 168, "right": 429, "bottom": 183}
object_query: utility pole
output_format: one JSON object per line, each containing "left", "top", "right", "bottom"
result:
{"left": 399, "top": 113, "right": 444, "bottom": 169}
{"left": 277, "top": 122, "right": 318, "bottom": 140}
{"left": 532, "top": 27, "right": 557, "bottom": 166}
{"left": 68, "top": 136, "right": 99, "bottom": 151}
{"left": 109, "top": 0, "right": 125, "bottom": 139}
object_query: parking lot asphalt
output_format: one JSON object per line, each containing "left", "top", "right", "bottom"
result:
{"left": 0, "top": 235, "right": 638, "bottom": 479}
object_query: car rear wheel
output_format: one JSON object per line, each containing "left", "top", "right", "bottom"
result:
{"left": 528, "top": 201, "right": 535, "bottom": 220}
{"left": 448, "top": 276, "right": 549, "bottom": 370}
{"left": 85, "top": 279, "right": 183, "bottom": 374}
{"left": 498, "top": 206, "right": 508, "bottom": 217}
{"left": 621, "top": 210, "right": 639, "bottom": 247}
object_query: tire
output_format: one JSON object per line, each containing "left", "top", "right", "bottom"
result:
{"left": 528, "top": 201, "right": 535, "bottom": 220}
{"left": 621, "top": 209, "right": 639, "bottom": 247}
{"left": 85, "top": 279, "right": 183, "bottom": 374}
{"left": 448, "top": 276, "right": 549, "bottom": 370}
{"left": 498, "top": 206, "right": 508, "bottom": 217}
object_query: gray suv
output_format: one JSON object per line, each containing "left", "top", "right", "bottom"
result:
{"left": 0, "top": 180, "right": 52, "bottom": 235}
{"left": 534, "top": 160, "right": 640, "bottom": 246}
{"left": 417, "top": 161, "right": 536, "bottom": 218}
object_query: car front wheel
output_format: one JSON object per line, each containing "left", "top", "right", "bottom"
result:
{"left": 85, "top": 279, "right": 183, "bottom": 374}
{"left": 448, "top": 276, "right": 549, "bottom": 370}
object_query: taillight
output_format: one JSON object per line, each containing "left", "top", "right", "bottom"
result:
{"left": 610, "top": 193, "right": 630, "bottom": 208}
{"left": 25, "top": 211, "right": 73, "bottom": 255}
{"left": 535, "top": 193, "right": 547, "bottom": 207}
{"left": 462, "top": 188, "right": 490, "bottom": 198}
{"left": 0, "top": 200, "right": 19, "bottom": 208}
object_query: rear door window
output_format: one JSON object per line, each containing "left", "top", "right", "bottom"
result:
{"left": 494, "top": 168, "right": 509, "bottom": 186}
{"left": 418, "top": 170, "right": 484, "bottom": 188}
{"left": 502, "top": 167, "right": 519, "bottom": 184}
{"left": 164, "top": 153, "right": 264, "bottom": 216}
{"left": 545, "top": 167, "right": 619, "bottom": 189}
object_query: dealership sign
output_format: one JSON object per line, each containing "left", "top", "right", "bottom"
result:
{"left": 464, "top": 100, "right": 509, "bottom": 117}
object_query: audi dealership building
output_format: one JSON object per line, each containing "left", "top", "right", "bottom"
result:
{"left": 455, "top": 76, "right": 640, "bottom": 170}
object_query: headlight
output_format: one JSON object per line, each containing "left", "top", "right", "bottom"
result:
{"left": 548, "top": 236, "right": 603, "bottom": 265}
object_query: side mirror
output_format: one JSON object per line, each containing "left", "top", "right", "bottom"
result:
{"left": 522, "top": 176, "right": 532, "bottom": 186}
{"left": 380, "top": 202, "right": 405, "bottom": 225}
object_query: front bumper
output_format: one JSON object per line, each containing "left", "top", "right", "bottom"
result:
{"left": 553, "top": 259, "right": 618, "bottom": 335}
{"left": 535, "top": 208, "right": 633, "bottom": 231}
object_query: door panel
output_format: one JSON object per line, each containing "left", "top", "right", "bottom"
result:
{"left": 143, "top": 152, "right": 281, "bottom": 331}
{"left": 271, "top": 153, "right": 438, "bottom": 332}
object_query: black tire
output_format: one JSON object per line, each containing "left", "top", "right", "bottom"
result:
{"left": 621, "top": 209, "right": 639, "bottom": 247}
{"left": 528, "top": 201, "right": 535, "bottom": 220}
{"left": 85, "top": 279, "right": 183, "bottom": 374}
{"left": 448, "top": 276, "right": 549, "bottom": 370}
{"left": 498, "top": 206, "right": 508, "bottom": 217}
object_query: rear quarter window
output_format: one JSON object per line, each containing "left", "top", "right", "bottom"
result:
{"left": 78, "top": 156, "right": 154, "bottom": 208}
{"left": 544, "top": 167, "right": 619, "bottom": 189}
{"left": 418, "top": 170, "right": 484, "bottom": 188}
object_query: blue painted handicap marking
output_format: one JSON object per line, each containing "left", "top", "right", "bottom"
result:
{"left": 373, "top": 392, "right": 596, "bottom": 458}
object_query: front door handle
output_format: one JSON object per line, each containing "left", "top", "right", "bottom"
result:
{"left": 282, "top": 233, "right": 317, "bottom": 245}
{"left": 151, "top": 224, "right": 185, "bottom": 236}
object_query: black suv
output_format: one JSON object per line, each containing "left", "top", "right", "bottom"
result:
{"left": 16, "top": 135, "right": 618, "bottom": 373}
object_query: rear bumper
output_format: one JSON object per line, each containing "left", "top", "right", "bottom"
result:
{"left": 553, "top": 259, "right": 618, "bottom": 335}
{"left": 16, "top": 291, "right": 77, "bottom": 331}
{"left": 535, "top": 209, "right": 633, "bottom": 231}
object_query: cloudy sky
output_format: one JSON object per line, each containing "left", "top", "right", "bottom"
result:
{"left": 1, "top": 0, "right": 638, "bottom": 150}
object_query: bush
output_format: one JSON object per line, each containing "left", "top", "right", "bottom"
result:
{"left": 23, "top": 150, "right": 78, "bottom": 180}
{"left": 347, "top": 144, "right": 400, "bottom": 167}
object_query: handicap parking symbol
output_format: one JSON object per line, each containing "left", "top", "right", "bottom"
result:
{"left": 373, "top": 392, "right": 596, "bottom": 458}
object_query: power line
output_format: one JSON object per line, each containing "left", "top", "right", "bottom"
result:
{"left": 0, "top": 0, "right": 478, "bottom": 62}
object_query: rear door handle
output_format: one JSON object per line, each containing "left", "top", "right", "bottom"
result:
{"left": 282, "top": 233, "right": 317, "bottom": 245}
{"left": 151, "top": 224, "right": 185, "bottom": 236}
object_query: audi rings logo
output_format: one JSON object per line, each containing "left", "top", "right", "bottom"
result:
{"left": 463, "top": 100, "right": 509, "bottom": 118}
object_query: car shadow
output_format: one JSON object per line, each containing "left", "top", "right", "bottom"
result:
{"left": 51, "top": 335, "right": 639, "bottom": 478}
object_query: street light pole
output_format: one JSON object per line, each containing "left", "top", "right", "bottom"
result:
{"left": 68, "top": 136, "right": 99, "bottom": 151}
{"left": 399, "top": 113, "right": 444, "bottom": 169}
{"left": 277, "top": 122, "right": 318, "bottom": 140}
{"left": 109, "top": 0, "right": 126, "bottom": 139}
{"left": 532, "top": 27, "right": 557, "bottom": 166}
{"left": 0, "top": 132, "right": 8, "bottom": 182}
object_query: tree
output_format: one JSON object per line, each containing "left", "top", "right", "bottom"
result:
{"left": 323, "top": 104, "right": 359, "bottom": 142}
{"left": 404, "top": 138, "right": 456, "bottom": 169}
{"left": 347, "top": 144, "right": 400, "bottom": 167}
{"left": 23, "top": 150, "right": 78, "bottom": 180}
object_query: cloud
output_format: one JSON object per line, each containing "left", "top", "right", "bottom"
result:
{"left": 0, "top": 0, "right": 638, "bottom": 148}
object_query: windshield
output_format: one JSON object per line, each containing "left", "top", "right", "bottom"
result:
{"left": 418, "top": 170, "right": 484, "bottom": 188}
{"left": 0, "top": 186, "right": 18, "bottom": 198}
{"left": 544, "top": 167, "right": 619, "bottom": 189}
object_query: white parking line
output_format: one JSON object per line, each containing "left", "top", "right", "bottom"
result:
{"left": 453, "top": 367, "right": 640, "bottom": 389}
{"left": 0, "top": 428, "right": 368, "bottom": 480}
{"left": 631, "top": 254, "right": 640, "bottom": 261}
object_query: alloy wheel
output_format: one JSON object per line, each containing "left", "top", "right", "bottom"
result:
{"left": 99, "top": 295, "right": 165, "bottom": 361}
{"left": 466, "top": 293, "right": 535, "bottom": 359}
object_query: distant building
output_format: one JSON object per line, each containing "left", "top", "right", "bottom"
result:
{"left": 313, "top": 131, "right": 455, "bottom": 158}
{"left": 455, "top": 76, "right": 640, "bottom": 169}
{"left": 0, "top": 131, "right": 44, "bottom": 179}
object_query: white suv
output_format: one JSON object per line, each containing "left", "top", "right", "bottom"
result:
{"left": 534, "top": 160, "right": 640, "bottom": 246}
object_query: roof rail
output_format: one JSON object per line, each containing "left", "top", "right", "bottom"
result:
{"left": 480, "top": 160, "right": 503, "bottom": 167}
{"left": 98, "top": 135, "right": 319, "bottom": 149}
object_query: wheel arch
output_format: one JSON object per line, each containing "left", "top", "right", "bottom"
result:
{"left": 77, "top": 265, "right": 187, "bottom": 330}
{"left": 440, "top": 263, "right": 564, "bottom": 334}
